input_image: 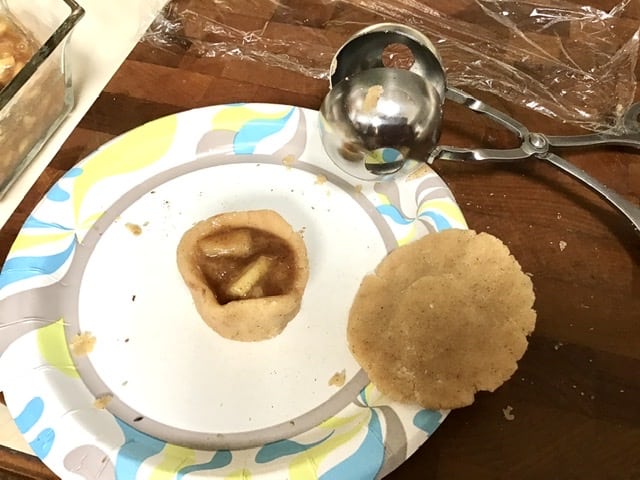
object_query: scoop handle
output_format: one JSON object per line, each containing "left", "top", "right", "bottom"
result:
{"left": 546, "top": 133, "right": 640, "bottom": 149}
{"left": 547, "top": 101, "right": 640, "bottom": 148}
{"left": 440, "top": 88, "right": 640, "bottom": 234}
{"left": 542, "top": 152, "right": 640, "bottom": 234}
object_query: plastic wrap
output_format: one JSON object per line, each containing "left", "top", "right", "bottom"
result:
{"left": 143, "top": 0, "right": 640, "bottom": 132}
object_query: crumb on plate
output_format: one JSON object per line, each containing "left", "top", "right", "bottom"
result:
{"left": 282, "top": 154, "right": 296, "bottom": 168}
{"left": 125, "top": 223, "right": 142, "bottom": 236}
{"left": 69, "top": 332, "right": 96, "bottom": 356}
{"left": 329, "top": 369, "right": 346, "bottom": 387}
{"left": 93, "top": 394, "right": 113, "bottom": 410}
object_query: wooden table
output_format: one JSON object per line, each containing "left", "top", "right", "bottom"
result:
{"left": 1, "top": 1, "right": 639, "bottom": 478}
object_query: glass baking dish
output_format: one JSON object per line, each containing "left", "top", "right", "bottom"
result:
{"left": 0, "top": 0, "right": 84, "bottom": 198}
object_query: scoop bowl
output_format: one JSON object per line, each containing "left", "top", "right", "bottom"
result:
{"left": 319, "top": 23, "right": 447, "bottom": 180}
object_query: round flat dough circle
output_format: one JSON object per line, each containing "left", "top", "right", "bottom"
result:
{"left": 347, "top": 229, "right": 536, "bottom": 409}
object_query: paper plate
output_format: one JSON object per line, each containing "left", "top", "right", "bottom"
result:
{"left": 0, "top": 104, "right": 467, "bottom": 479}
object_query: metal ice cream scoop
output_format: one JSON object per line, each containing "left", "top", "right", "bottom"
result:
{"left": 319, "top": 23, "right": 640, "bottom": 233}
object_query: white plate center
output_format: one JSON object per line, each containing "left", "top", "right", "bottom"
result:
{"left": 77, "top": 162, "right": 387, "bottom": 434}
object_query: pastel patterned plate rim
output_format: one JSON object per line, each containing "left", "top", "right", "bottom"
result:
{"left": 0, "top": 104, "right": 467, "bottom": 480}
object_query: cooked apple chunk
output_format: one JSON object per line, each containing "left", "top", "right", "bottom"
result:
{"left": 198, "top": 228, "right": 253, "bottom": 257}
{"left": 177, "top": 210, "right": 309, "bottom": 341}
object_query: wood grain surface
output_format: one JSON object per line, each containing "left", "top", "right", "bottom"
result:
{"left": 1, "top": 1, "right": 639, "bottom": 479}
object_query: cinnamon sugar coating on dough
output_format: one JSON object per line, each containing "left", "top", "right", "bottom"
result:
{"left": 348, "top": 229, "right": 536, "bottom": 410}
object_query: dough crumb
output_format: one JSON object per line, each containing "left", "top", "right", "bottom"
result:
{"left": 70, "top": 332, "right": 96, "bottom": 356}
{"left": 502, "top": 405, "right": 515, "bottom": 421}
{"left": 125, "top": 223, "right": 142, "bottom": 236}
{"left": 407, "top": 163, "right": 433, "bottom": 181}
{"left": 93, "top": 394, "right": 113, "bottom": 410}
{"left": 329, "top": 369, "right": 346, "bottom": 387}
{"left": 559, "top": 240, "right": 567, "bottom": 251}
{"left": 363, "top": 85, "right": 384, "bottom": 112}
{"left": 282, "top": 154, "right": 296, "bottom": 168}
{"left": 315, "top": 174, "right": 327, "bottom": 185}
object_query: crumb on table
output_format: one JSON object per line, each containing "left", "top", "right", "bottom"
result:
{"left": 502, "top": 405, "right": 515, "bottom": 421}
